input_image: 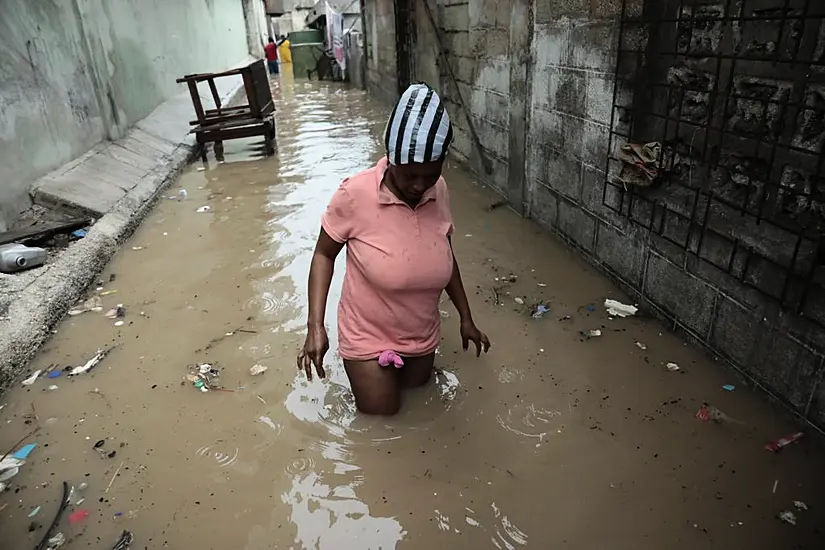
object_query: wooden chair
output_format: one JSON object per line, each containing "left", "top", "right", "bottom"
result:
{"left": 176, "top": 60, "right": 276, "bottom": 161}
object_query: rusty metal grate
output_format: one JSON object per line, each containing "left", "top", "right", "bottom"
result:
{"left": 604, "top": 0, "right": 825, "bottom": 316}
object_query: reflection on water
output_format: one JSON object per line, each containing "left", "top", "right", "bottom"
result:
{"left": 281, "top": 471, "right": 406, "bottom": 549}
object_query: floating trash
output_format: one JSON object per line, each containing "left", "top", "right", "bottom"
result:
{"left": 722, "top": 384, "right": 735, "bottom": 392}
{"left": 196, "top": 206, "right": 211, "bottom": 213}
{"left": 186, "top": 363, "right": 224, "bottom": 392}
{"left": 666, "top": 362, "right": 680, "bottom": 371}
{"left": 22, "top": 370, "right": 42, "bottom": 386}
{"left": 69, "top": 348, "right": 113, "bottom": 376}
{"left": 604, "top": 299, "right": 638, "bottom": 318}
{"left": 249, "top": 364, "right": 268, "bottom": 376}
{"left": 580, "top": 329, "right": 601, "bottom": 340}
{"left": 765, "top": 431, "right": 805, "bottom": 452}
{"left": 532, "top": 304, "right": 550, "bottom": 319}
{"left": 778, "top": 510, "right": 796, "bottom": 525}
{"left": 68, "top": 296, "right": 103, "bottom": 316}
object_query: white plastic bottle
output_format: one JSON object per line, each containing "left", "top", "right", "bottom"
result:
{"left": 0, "top": 244, "right": 47, "bottom": 273}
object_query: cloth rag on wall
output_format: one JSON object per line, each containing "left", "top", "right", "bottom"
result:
{"left": 618, "top": 141, "right": 663, "bottom": 187}
{"left": 384, "top": 83, "right": 454, "bottom": 165}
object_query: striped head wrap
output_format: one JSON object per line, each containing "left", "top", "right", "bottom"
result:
{"left": 384, "top": 83, "right": 453, "bottom": 165}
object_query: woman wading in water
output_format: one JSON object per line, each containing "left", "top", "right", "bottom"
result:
{"left": 297, "top": 83, "right": 490, "bottom": 415}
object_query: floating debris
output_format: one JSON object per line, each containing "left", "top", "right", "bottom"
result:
{"left": 47, "top": 532, "right": 66, "bottom": 549}
{"left": 22, "top": 370, "right": 42, "bottom": 386}
{"left": 47, "top": 384, "right": 59, "bottom": 391}
{"left": 69, "top": 348, "right": 113, "bottom": 376}
{"left": 12, "top": 443, "right": 37, "bottom": 460}
{"left": 532, "top": 304, "right": 550, "bottom": 319}
{"left": 186, "top": 363, "right": 223, "bottom": 392}
{"left": 666, "top": 362, "right": 680, "bottom": 371}
{"left": 68, "top": 509, "right": 89, "bottom": 525}
{"left": 722, "top": 384, "right": 735, "bottom": 392}
{"left": 778, "top": 510, "right": 796, "bottom": 525}
{"left": 765, "top": 431, "right": 805, "bottom": 452}
{"left": 636, "top": 342, "right": 647, "bottom": 351}
{"left": 112, "top": 530, "right": 134, "bottom": 550}
{"left": 514, "top": 297, "right": 524, "bottom": 305}
{"left": 580, "top": 329, "right": 602, "bottom": 340}
{"left": 196, "top": 206, "right": 211, "bottom": 213}
{"left": 249, "top": 364, "right": 268, "bottom": 376}
{"left": 696, "top": 404, "right": 742, "bottom": 424}
{"left": 604, "top": 299, "right": 638, "bottom": 318}
{"left": 105, "top": 305, "right": 126, "bottom": 319}
{"left": 793, "top": 500, "right": 808, "bottom": 511}
{"left": 68, "top": 296, "right": 103, "bottom": 316}
{"left": 28, "top": 506, "right": 41, "bottom": 518}
{"left": 558, "top": 315, "right": 572, "bottom": 321}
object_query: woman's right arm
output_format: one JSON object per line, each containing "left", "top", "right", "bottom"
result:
{"left": 298, "top": 229, "right": 344, "bottom": 380}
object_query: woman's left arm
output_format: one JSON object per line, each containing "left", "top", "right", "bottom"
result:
{"left": 445, "top": 237, "right": 491, "bottom": 356}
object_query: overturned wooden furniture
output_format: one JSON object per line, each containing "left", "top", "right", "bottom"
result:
{"left": 176, "top": 60, "right": 275, "bottom": 161}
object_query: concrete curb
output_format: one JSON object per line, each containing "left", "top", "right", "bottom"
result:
{"left": 0, "top": 74, "right": 248, "bottom": 393}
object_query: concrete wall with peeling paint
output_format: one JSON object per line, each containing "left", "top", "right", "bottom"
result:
{"left": 0, "top": 0, "right": 252, "bottom": 231}
{"left": 363, "top": 0, "right": 825, "bottom": 429}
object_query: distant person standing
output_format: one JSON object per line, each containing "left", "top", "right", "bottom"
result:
{"left": 264, "top": 36, "right": 279, "bottom": 75}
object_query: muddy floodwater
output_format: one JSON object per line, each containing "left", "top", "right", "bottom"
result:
{"left": 2, "top": 72, "right": 825, "bottom": 550}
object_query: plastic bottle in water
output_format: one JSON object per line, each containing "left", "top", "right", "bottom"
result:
{"left": 0, "top": 243, "right": 47, "bottom": 273}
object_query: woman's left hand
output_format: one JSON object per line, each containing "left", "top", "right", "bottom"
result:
{"left": 460, "top": 319, "right": 491, "bottom": 357}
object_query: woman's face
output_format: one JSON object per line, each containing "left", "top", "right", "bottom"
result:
{"left": 388, "top": 160, "right": 444, "bottom": 204}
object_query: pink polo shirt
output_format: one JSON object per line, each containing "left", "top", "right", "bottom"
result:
{"left": 321, "top": 157, "right": 454, "bottom": 361}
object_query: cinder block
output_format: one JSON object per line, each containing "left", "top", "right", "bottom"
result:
{"left": 535, "top": 0, "right": 589, "bottom": 23}
{"left": 444, "top": 30, "right": 470, "bottom": 55}
{"left": 471, "top": 0, "right": 511, "bottom": 28}
{"left": 558, "top": 198, "right": 596, "bottom": 252}
{"left": 470, "top": 27, "right": 509, "bottom": 57}
{"left": 544, "top": 147, "right": 583, "bottom": 200}
{"left": 581, "top": 165, "right": 627, "bottom": 228}
{"left": 443, "top": 3, "right": 470, "bottom": 31}
{"left": 685, "top": 256, "right": 772, "bottom": 315}
{"left": 711, "top": 296, "right": 762, "bottom": 367}
{"left": 590, "top": 0, "right": 624, "bottom": 18}
{"left": 752, "top": 332, "right": 824, "bottom": 412}
{"left": 596, "top": 221, "right": 646, "bottom": 286}
{"left": 809, "top": 371, "right": 825, "bottom": 427}
{"left": 469, "top": 88, "right": 510, "bottom": 127}
{"left": 644, "top": 253, "right": 716, "bottom": 338}
{"left": 473, "top": 57, "right": 511, "bottom": 95}
{"left": 567, "top": 21, "right": 618, "bottom": 72}
{"left": 530, "top": 179, "right": 559, "bottom": 229}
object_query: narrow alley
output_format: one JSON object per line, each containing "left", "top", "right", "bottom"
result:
{"left": 1, "top": 72, "right": 824, "bottom": 550}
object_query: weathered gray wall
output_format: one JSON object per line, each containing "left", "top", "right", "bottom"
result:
{"left": 363, "top": 0, "right": 399, "bottom": 104}
{"left": 363, "top": 0, "right": 825, "bottom": 429}
{"left": 0, "top": 0, "right": 252, "bottom": 231}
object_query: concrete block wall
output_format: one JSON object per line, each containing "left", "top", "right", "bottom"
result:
{"left": 436, "top": 0, "right": 513, "bottom": 195}
{"left": 363, "top": 0, "right": 825, "bottom": 428}
{"left": 364, "top": 0, "right": 399, "bottom": 104}
{"left": 0, "top": 0, "right": 253, "bottom": 231}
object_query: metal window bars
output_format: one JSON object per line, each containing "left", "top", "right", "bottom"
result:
{"left": 604, "top": 0, "right": 825, "bottom": 320}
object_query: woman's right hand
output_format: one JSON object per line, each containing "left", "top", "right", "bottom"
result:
{"left": 297, "top": 324, "right": 328, "bottom": 380}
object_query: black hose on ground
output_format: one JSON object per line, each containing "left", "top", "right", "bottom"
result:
{"left": 34, "top": 481, "right": 68, "bottom": 550}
